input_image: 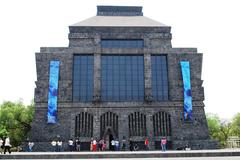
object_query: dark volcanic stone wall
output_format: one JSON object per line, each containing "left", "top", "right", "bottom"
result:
{"left": 30, "top": 19, "right": 217, "bottom": 151}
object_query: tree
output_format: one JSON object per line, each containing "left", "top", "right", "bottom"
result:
{"left": 0, "top": 101, "right": 35, "bottom": 147}
{"left": 231, "top": 113, "right": 240, "bottom": 137}
{"left": 207, "top": 113, "right": 221, "bottom": 139}
{"left": 219, "top": 120, "right": 232, "bottom": 147}
{"left": 206, "top": 113, "right": 232, "bottom": 148}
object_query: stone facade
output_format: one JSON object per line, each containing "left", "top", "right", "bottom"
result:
{"left": 30, "top": 6, "right": 218, "bottom": 151}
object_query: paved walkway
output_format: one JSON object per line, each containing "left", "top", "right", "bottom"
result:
{"left": 3, "top": 148, "right": 240, "bottom": 155}
{"left": 1, "top": 149, "right": 240, "bottom": 159}
{"left": 75, "top": 157, "right": 240, "bottom": 160}
{"left": 2, "top": 157, "right": 240, "bottom": 160}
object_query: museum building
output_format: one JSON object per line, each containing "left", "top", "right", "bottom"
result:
{"left": 31, "top": 6, "right": 217, "bottom": 151}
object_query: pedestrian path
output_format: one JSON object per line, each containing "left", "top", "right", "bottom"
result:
{"left": 1, "top": 149, "right": 240, "bottom": 159}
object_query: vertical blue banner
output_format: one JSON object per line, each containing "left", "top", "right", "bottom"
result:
{"left": 47, "top": 61, "right": 60, "bottom": 124}
{"left": 180, "top": 61, "right": 193, "bottom": 120}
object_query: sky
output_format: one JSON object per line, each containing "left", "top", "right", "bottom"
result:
{"left": 0, "top": 0, "right": 240, "bottom": 119}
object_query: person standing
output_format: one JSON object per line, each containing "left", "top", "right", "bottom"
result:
{"left": 57, "top": 140, "right": 62, "bottom": 152}
{"left": 98, "top": 139, "right": 103, "bottom": 151}
{"left": 51, "top": 140, "right": 57, "bottom": 152}
{"left": 90, "top": 139, "right": 93, "bottom": 151}
{"left": 68, "top": 139, "right": 74, "bottom": 151}
{"left": 129, "top": 139, "right": 133, "bottom": 151}
{"left": 4, "top": 137, "right": 11, "bottom": 154}
{"left": 111, "top": 139, "right": 115, "bottom": 151}
{"left": 115, "top": 139, "right": 120, "bottom": 151}
{"left": 102, "top": 140, "right": 106, "bottom": 151}
{"left": 92, "top": 139, "right": 97, "bottom": 151}
{"left": 161, "top": 137, "right": 167, "bottom": 151}
{"left": 76, "top": 139, "right": 81, "bottom": 151}
{"left": 144, "top": 137, "right": 149, "bottom": 150}
{"left": 121, "top": 137, "right": 126, "bottom": 151}
{"left": 28, "top": 141, "right": 34, "bottom": 152}
{"left": 0, "top": 138, "right": 3, "bottom": 154}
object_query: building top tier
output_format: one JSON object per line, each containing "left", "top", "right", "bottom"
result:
{"left": 71, "top": 6, "right": 167, "bottom": 27}
{"left": 97, "top": 6, "right": 143, "bottom": 16}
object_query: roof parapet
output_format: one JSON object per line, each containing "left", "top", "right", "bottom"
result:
{"left": 97, "top": 6, "right": 143, "bottom": 16}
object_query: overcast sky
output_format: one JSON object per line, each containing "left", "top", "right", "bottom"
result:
{"left": 0, "top": 0, "right": 239, "bottom": 119}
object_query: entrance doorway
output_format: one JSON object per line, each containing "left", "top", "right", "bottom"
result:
{"left": 103, "top": 127, "right": 116, "bottom": 151}
{"left": 106, "top": 133, "right": 114, "bottom": 151}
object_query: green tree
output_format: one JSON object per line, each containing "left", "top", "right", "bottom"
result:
{"left": 219, "top": 120, "right": 232, "bottom": 147}
{"left": 0, "top": 101, "right": 35, "bottom": 147}
{"left": 231, "top": 113, "right": 240, "bottom": 137}
{"left": 206, "top": 113, "right": 232, "bottom": 148}
{"left": 207, "top": 114, "right": 221, "bottom": 139}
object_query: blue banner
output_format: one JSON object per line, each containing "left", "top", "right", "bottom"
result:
{"left": 180, "top": 61, "right": 193, "bottom": 120}
{"left": 47, "top": 61, "right": 60, "bottom": 124}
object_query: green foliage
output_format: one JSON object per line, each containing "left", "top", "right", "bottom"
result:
{"left": 231, "top": 113, "right": 240, "bottom": 137}
{"left": 0, "top": 101, "right": 35, "bottom": 147}
{"left": 207, "top": 114, "right": 221, "bottom": 139}
{"left": 207, "top": 113, "right": 233, "bottom": 148}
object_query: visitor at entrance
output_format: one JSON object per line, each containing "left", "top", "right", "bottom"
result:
{"left": 76, "top": 139, "right": 81, "bottom": 151}
{"left": 98, "top": 138, "right": 104, "bottom": 151}
{"left": 4, "top": 137, "right": 11, "bottom": 154}
{"left": 102, "top": 140, "right": 106, "bottom": 151}
{"left": 115, "top": 139, "right": 120, "bottom": 151}
{"left": 68, "top": 139, "right": 74, "bottom": 151}
{"left": 121, "top": 137, "right": 126, "bottom": 151}
{"left": 92, "top": 138, "right": 97, "bottom": 151}
{"left": 28, "top": 141, "right": 34, "bottom": 152}
{"left": 129, "top": 139, "right": 133, "bottom": 151}
{"left": 51, "top": 140, "right": 57, "bottom": 152}
{"left": 57, "top": 140, "right": 62, "bottom": 152}
{"left": 161, "top": 137, "right": 167, "bottom": 151}
{"left": 90, "top": 139, "right": 93, "bottom": 151}
{"left": 0, "top": 138, "right": 4, "bottom": 154}
{"left": 144, "top": 137, "right": 149, "bottom": 150}
{"left": 111, "top": 139, "right": 115, "bottom": 151}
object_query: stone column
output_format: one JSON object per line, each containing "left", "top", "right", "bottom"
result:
{"left": 146, "top": 114, "right": 154, "bottom": 150}
{"left": 70, "top": 112, "right": 76, "bottom": 139}
{"left": 144, "top": 53, "right": 152, "bottom": 100}
{"left": 93, "top": 114, "right": 100, "bottom": 139}
{"left": 118, "top": 113, "right": 129, "bottom": 149}
{"left": 93, "top": 53, "right": 101, "bottom": 101}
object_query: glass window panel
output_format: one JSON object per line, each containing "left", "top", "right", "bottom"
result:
{"left": 151, "top": 55, "right": 168, "bottom": 101}
{"left": 73, "top": 55, "right": 93, "bottom": 102}
{"left": 119, "top": 57, "right": 125, "bottom": 64}
{"left": 101, "top": 40, "right": 143, "bottom": 48}
{"left": 73, "top": 96, "right": 79, "bottom": 101}
{"left": 101, "top": 55, "right": 144, "bottom": 101}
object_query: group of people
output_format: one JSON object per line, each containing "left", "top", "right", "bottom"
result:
{"left": 0, "top": 136, "right": 168, "bottom": 153}
{"left": 68, "top": 139, "right": 81, "bottom": 152}
{"left": 51, "top": 140, "right": 63, "bottom": 152}
{"left": 129, "top": 137, "right": 167, "bottom": 151}
{"left": 69, "top": 137, "right": 168, "bottom": 152}
{"left": 90, "top": 138, "right": 102, "bottom": 151}
{"left": 0, "top": 137, "right": 11, "bottom": 154}
{"left": 110, "top": 139, "right": 120, "bottom": 151}
{"left": 90, "top": 138, "right": 126, "bottom": 151}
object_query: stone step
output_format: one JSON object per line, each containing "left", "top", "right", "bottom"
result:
{"left": 1, "top": 150, "right": 240, "bottom": 159}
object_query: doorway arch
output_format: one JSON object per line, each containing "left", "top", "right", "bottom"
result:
{"left": 100, "top": 112, "right": 118, "bottom": 138}
{"left": 153, "top": 111, "right": 172, "bottom": 149}
{"left": 100, "top": 112, "right": 118, "bottom": 151}
{"left": 102, "top": 126, "right": 117, "bottom": 151}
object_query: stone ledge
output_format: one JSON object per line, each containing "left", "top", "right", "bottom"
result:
{"left": 1, "top": 150, "right": 240, "bottom": 159}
